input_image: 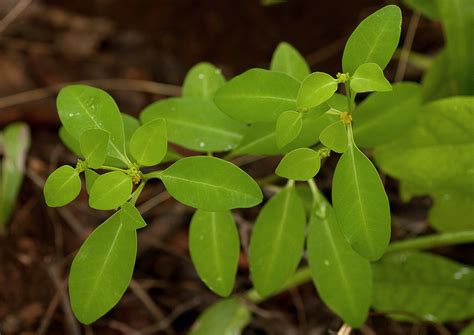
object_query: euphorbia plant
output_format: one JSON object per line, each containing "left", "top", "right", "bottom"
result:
{"left": 43, "top": 4, "right": 474, "bottom": 332}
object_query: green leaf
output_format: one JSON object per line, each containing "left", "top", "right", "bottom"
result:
{"left": 183, "top": 62, "right": 225, "bottom": 99}
{"left": 189, "top": 210, "right": 240, "bottom": 297}
{"left": 232, "top": 108, "right": 336, "bottom": 156}
{"left": 460, "top": 321, "right": 474, "bottom": 335}
{"left": 80, "top": 129, "right": 109, "bottom": 169}
{"left": 189, "top": 298, "right": 251, "bottom": 335}
{"left": 307, "top": 194, "right": 371, "bottom": 327}
{"left": 249, "top": 186, "right": 306, "bottom": 296}
{"left": 140, "top": 97, "right": 247, "bottom": 152}
{"left": 374, "top": 96, "right": 474, "bottom": 196}
{"left": 162, "top": 146, "right": 183, "bottom": 163}
{"left": 342, "top": 5, "right": 402, "bottom": 74}
{"left": 402, "top": 0, "right": 439, "bottom": 20}
{"left": 319, "top": 120, "right": 347, "bottom": 153}
{"left": 160, "top": 156, "right": 262, "bottom": 211}
{"left": 214, "top": 69, "right": 300, "bottom": 123}
{"left": 276, "top": 148, "right": 320, "bottom": 181}
{"left": 372, "top": 251, "right": 474, "bottom": 322}
{"left": 332, "top": 134, "right": 391, "bottom": 261}
{"left": 59, "top": 126, "right": 82, "bottom": 157}
{"left": 429, "top": 191, "right": 474, "bottom": 232}
{"left": 129, "top": 118, "right": 167, "bottom": 166}
{"left": 350, "top": 63, "right": 392, "bottom": 94}
{"left": 275, "top": 111, "right": 302, "bottom": 148}
{"left": 0, "top": 123, "right": 30, "bottom": 228}
{"left": 84, "top": 168, "right": 99, "bottom": 194}
{"left": 270, "top": 42, "right": 310, "bottom": 81}
{"left": 120, "top": 202, "right": 147, "bottom": 229}
{"left": 44, "top": 165, "right": 82, "bottom": 207}
{"left": 69, "top": 210, "right": 137, "bottom": 324}
{"left": 57, "top": 85, "right": 128, "bottom": 164}
{"left": 89, "top": 171, "right": 133, "bottom": 210}
{"left": 353, "top": 82, "right": 422, "bottom": 148}
{"left": 297, "top": 72, "right": 337, "bottom": 110}
{"left": 327, "top": 93, "right": 348, "bottom": 111}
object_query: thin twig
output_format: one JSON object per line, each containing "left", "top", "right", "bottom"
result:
{"left": 0, "top": 0, "right": 33, "bottom": 34}
{"left": 129, "top": 279, "right": 167, "bottom": 322}
{"left": 137, "top": 191, "right": 171, "bottom": 215}
{"left": 395, "top": 11, "right": 421, "bottom": 82}
{"left": 108, "top": 320, "right": 142, "bottom": 335}
{"left": 36, "top": 288, "right": 62, "bottom": 335}
{"left": 0, "top": 78, "right": 181, "bottom": 110}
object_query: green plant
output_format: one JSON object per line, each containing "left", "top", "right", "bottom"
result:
{"left": 0, "top": 122, "right": 30, "bottom": 234}
{"left": 43, "top": 4, "right": 474, "bottom": 332}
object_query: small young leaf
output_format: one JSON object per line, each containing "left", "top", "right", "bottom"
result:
{"left": 160, "top": 156, "right": 262, "bottom": 211}
{"left": 183, "top": 62, "right": 225, "bottom": 99}
{"left": 84, "top": 168, "right": 99, "bottom": 195}
{"left": 59, "top": 126, "right": 82, "bottom": 157}
{"left": 129, "top": 118, "right": 167, "bottom": 166}
{"left": 270, "top": 42, "right": 310, "bottom": 81}
{"left": 276, "top": 148, "right": 320, "bottom": 181}
{"left": 342, "top": 5, "right": 402, "bottom": 74}
{"left": 307, "top": 194, "right": 371, "bottom": 327}
{"left": 373, "top": 251, "right": 474, "bottom": 322}
{"left": 214, "top": 69, "right": 300, "bottom": 122}
{"left": 189, "top": 210, "right": 240, "bottom": 297}
{"left": 80, "top": 129, "right": 109, "bottom": 169}
{"left": 352, "top": 82, "right": 422, "bottom": 148}
{"left": 350, "top": 63, "right": 392, "bottom": 94}
{"left": 189, "top": 298, "right": 251, "bottom": 335}
{"left": 332, "top": 137, "right": 391, "bottom": 261}
{"left": 120, "top": 202, "right": 147, "bottom": 229}
{"left": 69, "top": 210, "right": 137, "bottom": 324}
{"left": 44, "top": 165, "right": 81, "bottom": 207}
{"left": 319, "top": 121, "right": 348, "bottom": 153}
{"left": 275, "top": 111, "right": 302, "bottom": 148}
{"left": 140, "top": 97, "right": 247, "bottom": 152}
{"left": 89, "top": 171, "right": 133, "bottom": 210}
{"left": 297, "top": 72, "right": 338, "bottom": 110}
{"left": 249, "top": 186, "right": 306, "bottom": 297}
{"left": 57, "top": 85, "right": 128, "bottom": 164}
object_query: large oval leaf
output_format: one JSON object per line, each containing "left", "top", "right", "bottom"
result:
{"left": 69, "top": 210, "right": 137, "bottom": 324}
{"left": 44, "top": 165, "right": 81, "bottom": 207}
{"left": 89, "top": 171, "right": 133, "bottom": 210}
{"left": 160, "top": 156, "right": 262, "bottom": 211}
{"left": 214, "top": 69, "right": 300, "bottom": 123}
{"left": 270, "top": 42, "right": 310, "bottom": 81}
{"left": 342, "top": 5, "right": 402, "bottom": 74}
{"left": 332, "top": 136, "right": 391, "bottom": 261}
{"left": 57, "top": 85, "right": 128, "bottom": 164}
{"left": 140, "top": 97, "right": 247, "bottom": 152}
{"left": 189, "top": 210, "right": 240, "bottom": 297}
{"left": 372, "top": 251, "right": 474, "bottom": 322}
{"left": 189, "top": 298, "right": 251, "bottom": 335}
{"left": 307, "top": 195, "right": 371, "bottom": 327}
{"left": 249, "top": 186, "right": 306, "bottom": 297}
{"left": 183, "top": 62, "right": 225, "bottom": 99}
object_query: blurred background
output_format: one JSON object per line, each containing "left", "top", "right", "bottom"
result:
{"left": 0, "top": 0, "right": 448, "bottom": 334}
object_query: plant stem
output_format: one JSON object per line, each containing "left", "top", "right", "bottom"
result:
{"left": 129, "top": 182, "right": 146, "bottom": 205}
{"left": 143, "top": 171, "right": 163, "bottom": 181}
{"left": 99, "top": 165, "right": 127, "bottom": 172}
{"left": 243, "top": 230, "right": 474, "bottom": 304}
{"left": 344, "top": 83, "right": 355, "bottom": 115}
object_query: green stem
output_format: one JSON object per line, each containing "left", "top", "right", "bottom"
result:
{"left": 243, "top": 230, "right": 474, "bottom": 304}
{"left": 99, "top": 165, "right": 128, "bottom": 172}
{"left": 143, "top": 170, "right": 163, "bottom": 181}
{"left": 344, "top": 83, "right": 355, "bottom": 115}
{"left": 129, "top": 182, "right": 146, "bottom": 205}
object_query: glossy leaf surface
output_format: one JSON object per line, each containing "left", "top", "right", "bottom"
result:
{"left": 249, "top": 186, "right": 306, "bottom": 296}
{"left": 307, "top": 195, "right": 371, "bottom": 327}
{"left": 275, "top": 111, "right": 302, "bottom": 148}
{"left": 214, "top": 69, "right": 300, "bottom": 122}
{"left": 89, "top": 171, "right": 133, "bottom": 210}
{"left": 270, "top": 42, "right": 310, "bottom": 81}
{"left": 189, "top": 210, "right": 239, "bottom": 297}
{"left": 69, "top": 210, "right": 137, "bottom": 324}
{"left": 276, "top": 148, "right": 320, "bottom": 181}
{"left": 160, "top": 156, "right": 262, "bottom": 211}
{"left": 350, "top": 63, "right": 392, "bottom": 94}
{"left": 44, "top": 165, "right": 81, "bottom": 207}
{"left": 372, "top": 251, "right": 474, "bottom": 322}
{"left": 342, "top": 5, "right": 402, "bottom": 74}
{"left": 183, "top": 62, "right": 225, "bottom": 99}
{"left": 129, "top": 118, "right": 167, "bottom": 166}
{"left": 332, "top": 134, "right": 391, "bottom": 260}
{"left": 297, "top": 72, "right": 337, "bottom": 110}
{"left": 140, "top": 97, "right": 247, "bottom": 152}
